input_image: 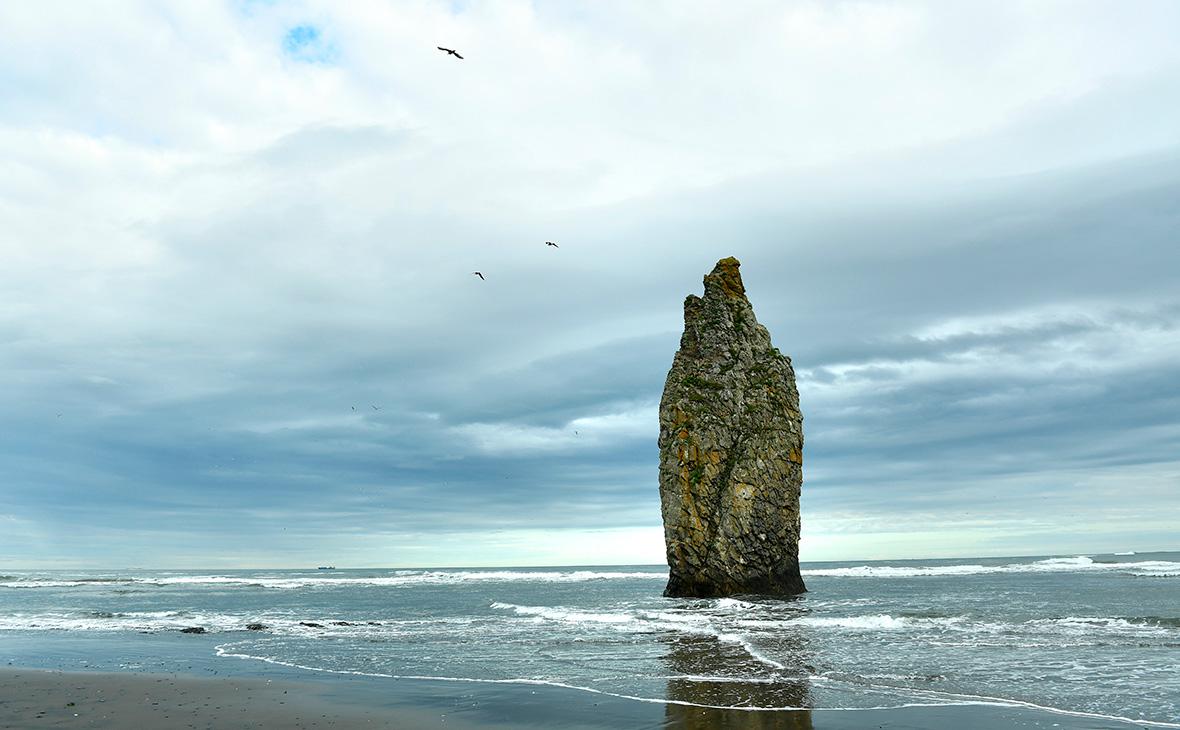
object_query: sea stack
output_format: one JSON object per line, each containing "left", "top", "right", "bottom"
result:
{"left": 658, "top": 257, "right": 805, "bottom": 598}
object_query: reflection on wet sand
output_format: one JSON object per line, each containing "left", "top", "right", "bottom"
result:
{"left": 661, "top": 632, "right": 814, "bottom": 729}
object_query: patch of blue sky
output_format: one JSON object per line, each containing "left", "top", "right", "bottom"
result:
{"left": 235, "top": 0, "right": 278, "bottom": 16}
{"left": 282, "top": 24, "right": 338, "bottom": 64}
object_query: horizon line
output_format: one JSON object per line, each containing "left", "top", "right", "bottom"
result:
{"left": 6, "top": 547, "right": 1176, "bottom": 572}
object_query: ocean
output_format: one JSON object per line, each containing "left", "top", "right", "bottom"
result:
{"left": 2, "top": 552, "right": 1178, "bottom": 727}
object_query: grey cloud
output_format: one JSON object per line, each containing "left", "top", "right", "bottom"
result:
{"left": 5, "top": 149, "right": 1179, "bottom": 565}
{"left": 4, "top": 3, "right": 1180, "bottom": 564}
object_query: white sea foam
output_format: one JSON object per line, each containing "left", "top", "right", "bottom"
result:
{"left": 212, "top": 641, "right": 805, "bottom": 712}
{"left": 0, "top": 569, "right": 667, "bottom": 590}
{"left": 490, "top": 595, "right": 1180, "bottom": 649}
{"left": 489, "top": 601, "right": 785, "bottom": 669}
{"left": 1111, "top": 561, "right": 1180, "bottom": 577}
{"left": 792, "top": 614, "right": 967, "bottom": 631}
{"left": 490, "top": 601, "right": 710, "bottom": 635}
{"left": 0, "top": 609, "right": 448, "bottom": 635}
{"left": 1029, "top": 616, "right": 1180, "bottom": 634}
{"left": 782, "top": 612, "right": 1180, "bottom": 643}
{"left": 0, "top": 580, "right": 127, "bottom": 589}
{"left": 489, "top": 602, "right": 637, "bottom": 625}
{"left": 797, "top": 609, "right": 1180, "bottom": 635}
{"left": 7, "top": 557, "right": 1177, "bottom": 589}
{"left": 711, "top": 597, "right": 757, "bottom": 610}
{"left": 819, "top": 676, "right": 1180, "bottom": 729}
{"left": 0, "top": 610, "right": 253, "bottom": 633}
{"left": 211, "top": 642, "right": 1180, "bottom": 728}
{"left": 803, "top": 556, "right": 1180, "bottom": 579}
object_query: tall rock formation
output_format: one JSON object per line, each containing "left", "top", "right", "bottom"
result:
{"left": 659, "top": 257, "right": 805, "bottom": 598}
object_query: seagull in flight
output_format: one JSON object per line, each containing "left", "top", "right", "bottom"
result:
{"left": 437, "top": 46, "right": 464, "bottom": 59}
{"left": 545, "top": 241, "right": 559, "bottom": 248}
{"left": 371, "top": 405, "right": 381, "bottom": 411}
{"left": 473, "top": 271, "right": 485, "bottom": 280}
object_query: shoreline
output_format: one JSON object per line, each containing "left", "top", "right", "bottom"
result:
{"left": 0, "top": 666, "right": 1143, "bottom": 729}
{"left": 0, "top": 667, "right": 417, "bottom": 729}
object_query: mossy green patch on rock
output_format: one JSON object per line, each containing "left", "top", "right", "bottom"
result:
{"left": 681, "top": 375, "right": 724, "bottom": 391}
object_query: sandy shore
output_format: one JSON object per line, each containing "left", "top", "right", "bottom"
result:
{"left": 0, "top": 667, "right": 1136, "bottom": 729}
{"left": 0, "top": 668, "right": 468, "bottom": 730}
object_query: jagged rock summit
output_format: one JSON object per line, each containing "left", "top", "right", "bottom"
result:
{"left": 658, "top": 257, "right": 806, "bottom": 598}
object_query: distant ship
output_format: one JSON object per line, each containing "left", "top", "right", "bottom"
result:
{"left": 316, "top": 566, "right": 337, "bottom": 570}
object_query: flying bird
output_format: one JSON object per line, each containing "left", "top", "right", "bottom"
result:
{"left": 437, "top": 46, "right": 464, "bottom": 59}
{"left": 473, "top": 272, "right": 485, "bottom": 280}
{"left": 371, "top": 405, "right": 381, "bottom": 411}
{"left": 545, "top": 241, "right": 559, "bottom": 248}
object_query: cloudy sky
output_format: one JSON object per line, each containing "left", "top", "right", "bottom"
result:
{"left": 2, "top": 1, "right": 1178, "bottom": 568}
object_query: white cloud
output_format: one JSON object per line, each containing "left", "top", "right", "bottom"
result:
{"left": 3, "top": 2, "right": 1180, "bottom": 565}
{"left": 800, "top": 300, "right": 1180, "bottom": 402}
{"left": 454, "top": 402, "right": 656, "bottom": 455}
{"left": 802, "top": 461, "right": 1180, "bottom": 561}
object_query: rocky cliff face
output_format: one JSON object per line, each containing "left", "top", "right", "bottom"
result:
{"left": 659, "top": 257, "right": 805, "bottom": 598}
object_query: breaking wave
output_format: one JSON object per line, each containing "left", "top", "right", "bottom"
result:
{"left": 8, "top": 556, "right": 1177, "bottom": 591}
{"left": 0, "top": 610, "right": 251, "bottom": 633}
{"left": 803, "top": 556, "right": 1180, "bottom": 579}
{"left": 0, "top": 611, "right": 475, "bottom": 636}
{"left": 792, "top": 614, "right": 968, "bottom": 631}
{"left": 489, "top": 601, "right": 786, "bottom": 669}
{"left": 0, "top": 569, "right": 667, "bottom": 590}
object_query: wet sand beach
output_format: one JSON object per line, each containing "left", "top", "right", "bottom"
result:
{"left": 0, "top": 667, "right": 1139, "bottom": 730}
{"left": 0, "top": 668, "right": 430, "bottom": 729}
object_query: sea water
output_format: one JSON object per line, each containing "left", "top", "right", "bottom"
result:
{"left": 2, "top": 552, "right": 1178, "bottom": 726}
